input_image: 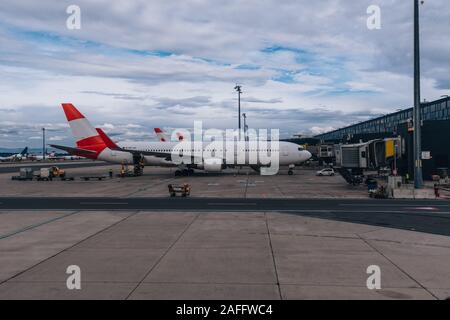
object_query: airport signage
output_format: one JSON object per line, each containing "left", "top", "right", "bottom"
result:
{"left": 422, "top": 151, "right": 432, "bottom": 160}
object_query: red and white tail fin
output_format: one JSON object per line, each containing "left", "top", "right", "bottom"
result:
{"left": 96, "top": 128, "right": 119, "bottom": 149}
{"left": 61, "top": 103, "right": 107, "bottom": 157}
{"left": 154, "top": 128, "right": 184, "bottom": 141}
{"left": 154, "top": 128, "right": 169, "bottom": 142}
{"left": 176, "top": 132, "right": 184, "bottom": 141}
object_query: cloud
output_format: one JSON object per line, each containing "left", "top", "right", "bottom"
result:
{"left": 242, "top": 97, "right": 283, "bottom": 104}
{"left": 100, "top": 123, "right": 115, "bottom": 129}
{"left": 309, "top": 126, "right": 337, "bottom": 135}
{"left": 0, "top": 0, "right": 449, "bottom": 147}
{"left": 153, "top": 96, "right": 212, "bottom": 109}
{"left": 80, "top": 91, "right": 144, "bottom": 101}
{"left": 48, "top": 135, "right": 66, "bottom": 141}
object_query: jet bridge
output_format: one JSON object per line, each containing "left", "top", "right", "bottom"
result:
{"left": 335, "top": 138, "right": 401, "bottom": 185}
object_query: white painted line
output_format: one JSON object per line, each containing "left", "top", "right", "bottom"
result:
{"left": 79, "top": 202, "right": 129, "bottom": 205}
{"left": 344, "top": 210, "right": 450, "bottom": 214}
{"left": 340, "top": 204, "right": 450, "bottom": 208}
{"left": 208, "top": 203, "right": 257, "bottom": 206}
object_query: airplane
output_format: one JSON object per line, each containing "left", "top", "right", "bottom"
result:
{"left": 27, "top": 151, "right": 56, "bottom": 161}
{"left": 53, "top": 154, "right": 85, "bottom": 161}
{"left": 29, "top": 152, "right": 85, "bottom": 161}
{"left": 0, "top": 147, "right": 28, "bottom": 162}
{"left": 51, "top": 103, "right": 312, "bottom": 176}
{"left": 154, "top": 128, "right": 169, "bottom": 142}
{"left": 154, "top": 128, "right": 184, "bottom": 142}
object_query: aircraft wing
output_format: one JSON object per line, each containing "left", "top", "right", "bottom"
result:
{"left": 114, "top": 147, "right": 173, "bottom": 161}
{"left": 116, "top": 148, "right": 204, "bottom": 163}
{"left": 50, "top": 145, "right": 97, "bottom": 157}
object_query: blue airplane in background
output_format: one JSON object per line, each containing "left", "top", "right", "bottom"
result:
{"left": 0, "top": 147, "right": 28, "bottom": 162}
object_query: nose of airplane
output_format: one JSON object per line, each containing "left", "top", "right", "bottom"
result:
{"left": 303, "top": 150, "right": 312, "bottom": 161}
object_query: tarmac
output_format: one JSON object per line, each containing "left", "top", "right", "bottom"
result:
{"left": 0, "top": 160, "right": 110, "bottom": 174}
{"left": 0, "top": 163, "right": 449, "bottom": 300}
{"left": 0, "top": 164, "right": 371, "bottom": 198}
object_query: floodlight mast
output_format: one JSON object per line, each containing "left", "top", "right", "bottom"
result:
{"left": 413, "top": 0, "right": 424, "bottom": 189}
{"left": 234, "top": 85, "right": 243, "bottom": 139}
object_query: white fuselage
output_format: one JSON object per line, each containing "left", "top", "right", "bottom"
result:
{"left": 29, "top": 155, "right": 84, "bottom": 161}
{"left": 96, "top": 141, "right": 311, "bottom": 170}
{"left": 0, "top": 153, "right": 25, "bottom": 162}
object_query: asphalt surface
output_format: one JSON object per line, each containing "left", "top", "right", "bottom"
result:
{"left": 1, "top": 197, "right": 450, "bottom": 236}
{"left": 0, "top": 161, "right": 110, "bottom": 174}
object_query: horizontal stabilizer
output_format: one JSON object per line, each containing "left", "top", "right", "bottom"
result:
{"left": 96, "top": 128, "right": 119, "bottom": 149}
{"left": 50, "top": 145, "right": 97, "bottom": 157}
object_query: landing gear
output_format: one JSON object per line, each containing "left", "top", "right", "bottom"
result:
{"left": 134, "top": 164, "right": 143, "bottom": 176}
{"left": 132, "top": 153, "right": 144, "bottom": 176}
{"left": 288, "top": 164, "right": 295, "bottom": 176}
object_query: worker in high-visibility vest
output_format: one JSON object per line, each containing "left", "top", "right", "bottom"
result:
{"left": 434, "top": 184, "right": 440, "bottom": 198}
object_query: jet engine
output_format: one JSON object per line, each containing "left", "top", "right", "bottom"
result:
{"left": 201, "top": 158, "right": 223, "bottom": 172}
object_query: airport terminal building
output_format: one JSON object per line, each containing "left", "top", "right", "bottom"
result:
{"left": 314, "top": 96, "right": 450, "bottom": 180}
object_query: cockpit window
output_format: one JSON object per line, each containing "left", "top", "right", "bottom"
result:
{"left": 298, "top": 146, "right": 304, "bottom": 151}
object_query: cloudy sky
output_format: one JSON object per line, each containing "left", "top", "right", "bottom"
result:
{"left": 0, "top": 0, "right": 449, "bottom": 148}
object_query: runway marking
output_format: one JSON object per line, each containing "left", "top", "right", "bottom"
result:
{"left": 356, "top": 233, "right": 440, "bottom": 299}
{"left": 207, "top": 202, "right": 257, "bottom": 206}
{"left": 125, "top": 213, "right": 200, "bottom": 299}
{"left": 340, "top": 204, "right": 450, "bottom": 208}
{"left": 0, "top": 211, "right": 138, "bottom": 287}
{"left": 79, "top": 202, "right": 129, "bottom": 205}
{"left": 334, "top": 210, "right": 450, "bottom": 215}
{"left": 0, "top": 211, "right": 80, "bottom": 240}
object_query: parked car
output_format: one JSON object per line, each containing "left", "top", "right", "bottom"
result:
{"left": 316, "top": 168, "right": 335, "bottom": 176}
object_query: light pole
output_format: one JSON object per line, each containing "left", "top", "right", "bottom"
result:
{"left": 42, "top": 127, "right": 46, "bottom": 162}
{"left": 413, "top": 0, "right": 424, "bottom": 189}
{"left": 234, "top": 85, "right": 242, "bottom": 138}
{"left": 242, "top": 113, "right": 248, "bottom": 141}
